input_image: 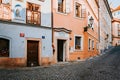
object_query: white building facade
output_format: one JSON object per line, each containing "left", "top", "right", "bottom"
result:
{"left": 0, "top": 0, "right": 52, "bottom": 67}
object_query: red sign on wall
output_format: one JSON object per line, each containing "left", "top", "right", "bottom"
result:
{"left": 20, "top": 33, "right": 25, "bottom": 37}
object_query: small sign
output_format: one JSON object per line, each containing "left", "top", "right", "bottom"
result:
{"left": 42, "top": 36, "right": 45, "bottom": 39}
{"left": 20, "top": 33, "right": 25, "bottom": 37}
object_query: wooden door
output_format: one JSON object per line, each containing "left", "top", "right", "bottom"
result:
{"left": 27, "top": 40, "right": 39, "bottom": 67}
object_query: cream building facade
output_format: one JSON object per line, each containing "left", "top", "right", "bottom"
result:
{"left": 99, "top": 0, "right": 112, "bottom": 53}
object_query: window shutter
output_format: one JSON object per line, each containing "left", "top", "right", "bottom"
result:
{"left": 66, "top": 0, "right": 71, "bottom": 13}
{"left": 88, "top": 15, "right": 90, "bottom": 26}
{"left": 81, "top": 4, "right": 86, "bottom": 18}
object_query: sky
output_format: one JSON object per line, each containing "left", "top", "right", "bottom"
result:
{"left": 108, "top": 0, "right": 120, "bottom": 8}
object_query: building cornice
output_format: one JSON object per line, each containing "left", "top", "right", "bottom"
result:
{"left": 0, "top": 20, "right": 52, "bottom": 30}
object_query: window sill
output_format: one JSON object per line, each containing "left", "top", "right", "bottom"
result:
{"left": 56, "top": 11, "right": 68, "bottom": 15}
{"left": 74, "top": 16, "right": 84, "bottom": 20}
{"left": 74, "top": 49, "right": 83, "bottom": 52}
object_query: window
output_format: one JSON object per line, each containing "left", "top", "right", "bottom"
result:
{"left": 118, "top": 31, "right": 120, "bottom": 36}
{"left": 27, "top": 2, "right": 40, "bottom": 25}
{"left": 0, "top": 38, "right": 9, "bottom": 57}
{"left": 75, "top": 2, "right": 81, "bottom": 17}
{"left": 96, "top": 43, "right": 99, "bottom": 50}
{"left": 118, "top": 40, "right": 120, "bottom": 44}
{"left": 114, "top": 13, "right": 116, "bottom": 16}
{"left": 118, "top": 11, "right": 120, "bottom": 15}
{"left": 118, "top": 24, "right": 120, "bottom": 30}
{"left": 88, "top": 39, "right": 91, "bottom": 50}
{"left": 92, "top": 40, "right": 94, "bottom": 50}
{"left": 75, "top": 2, "right": 86, "bottom": 18}
{"left": 0, "top": 0, "right": 11, "bottom": 20}
{"left": 58, "top": 0, "right": 66, "bottom": 13}
{"left": 75, "top": 36, "right": 82, "bottom": 50}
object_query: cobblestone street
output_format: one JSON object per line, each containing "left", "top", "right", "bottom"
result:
{"left": 0, "top": 46, "right": 120, "bottom": 80}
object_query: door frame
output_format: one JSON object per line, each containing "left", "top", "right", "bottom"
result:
{"left": 55, "top": 37, "right": 69, "bottom": 63}
{"left": 25, "top": 38, "right": 41, "bottom": 66}
{"left": 57, "top": 39, "right": 66, "bottom": 62}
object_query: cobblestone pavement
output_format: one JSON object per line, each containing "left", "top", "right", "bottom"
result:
{"left": 0, "top": 46, "right": 120, "bottom": 80}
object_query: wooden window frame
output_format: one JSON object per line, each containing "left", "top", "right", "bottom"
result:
{"left": 0, "top": 0, "right": 11, "bottom": 20}
{"left": 26, "top": 2, "right": 40, "bottom": 25}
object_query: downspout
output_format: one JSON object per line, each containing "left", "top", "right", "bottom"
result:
{"left": 51, "top": 0, "right": 55, "bottom": 55}
{"left": 98, "top": 0, "right": 100, "bottom": 53}
{"left": 51, "top": 0, "right": 54, "bottom": 43}
{"left": 98, "top": 0, "right": 100, "bottom": 43}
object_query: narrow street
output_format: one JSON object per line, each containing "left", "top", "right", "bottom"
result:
{"left": 0, "top": 46, "right": 120, "bottom": 80}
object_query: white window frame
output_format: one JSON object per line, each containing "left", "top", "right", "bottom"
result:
{"left": 74, "top": 35, "right": 83, "bottom": 51}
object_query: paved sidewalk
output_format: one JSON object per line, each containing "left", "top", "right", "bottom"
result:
{"left": 1, "top": 46, "right": 119, "bottom": 80}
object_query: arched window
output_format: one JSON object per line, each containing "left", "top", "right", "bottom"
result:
{"left": 0, "top": 38, "right": 9, "bottom": 57}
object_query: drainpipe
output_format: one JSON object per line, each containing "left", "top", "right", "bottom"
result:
{"left": 98, "top": 0, "right": 100, "bottom": 43}
{"left": 51, "top": 0, "right": 54, "bottom": 43}
{"left": 98, "top": 0, "right": 101, "bottom": 53}
{"left": 51, "top": 0, "right": 55, "bottom": 55}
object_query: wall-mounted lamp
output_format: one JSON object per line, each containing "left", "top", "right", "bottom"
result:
{"left": 84, "top": 16, "right": 94, "bottom": 32}
{"left": 89, "top": 16, "right": 94, "bottom": 27}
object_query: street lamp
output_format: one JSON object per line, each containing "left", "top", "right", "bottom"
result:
{"left": 89, "top": 16, "right": 94, "bottom": 27}
{"left": 84, "top": 16, "right": 94, "bottom": 32}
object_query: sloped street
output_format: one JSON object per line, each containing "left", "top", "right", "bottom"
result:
{"left": 0, "top": 46, "right": 120, "bottom": 80}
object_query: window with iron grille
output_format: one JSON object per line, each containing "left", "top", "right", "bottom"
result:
{"left": 27, "top": 2, "right": 40, "bottom": 25}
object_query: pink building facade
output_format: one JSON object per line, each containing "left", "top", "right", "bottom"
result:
{"left": 52, "top": 0, "right": 99, "bottom": 63}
